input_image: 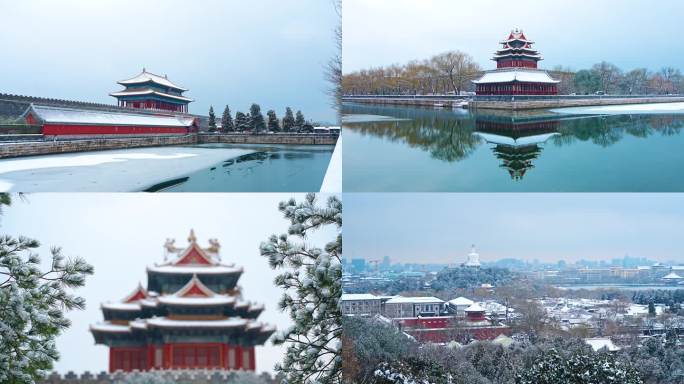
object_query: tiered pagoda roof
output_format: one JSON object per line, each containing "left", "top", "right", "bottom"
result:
{"left": 110, "top": 69, "right": 193, "bottom": 112}
{"left": 493, "top": 28, "right": 543, "bottom": 63}
{"left": 473, "top": 28, "right": 559, "bottom": 95}
{"left": 90, "top": 230, "right": 274, "bottom": 371}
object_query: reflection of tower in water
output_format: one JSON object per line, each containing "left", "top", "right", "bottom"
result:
{"left": 474, "top": 114, "right": 561, "bottom": 180}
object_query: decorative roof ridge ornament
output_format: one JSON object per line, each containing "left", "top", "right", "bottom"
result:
{"left": 188, "top": 229, "right": 197, "bottom": 243}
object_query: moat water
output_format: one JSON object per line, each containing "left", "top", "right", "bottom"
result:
{"left": 342, "top": 102, "right": 684, "bottom": 192}
{"left": 0, "top": 143, "right": 333, "bottom": 192}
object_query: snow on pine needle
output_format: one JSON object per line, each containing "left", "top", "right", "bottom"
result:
{"left": 260, "top": 193, "right": 342, "bottom": 384}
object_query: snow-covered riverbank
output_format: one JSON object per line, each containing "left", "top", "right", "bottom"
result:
{"left": 552, "top": 102, "right": 684, "bottom": 115}
{"left": 0, "top": 146, "right": 255, "bottom": 192}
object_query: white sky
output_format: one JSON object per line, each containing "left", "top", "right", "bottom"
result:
{"left": 343, "top": 0, "right": 684, "bottom": 74}
{"left": 1, "top": 193, "right": 338, "bottom": 376}
{"left": 0, "top": 0, "right": 339, "bottom": 123}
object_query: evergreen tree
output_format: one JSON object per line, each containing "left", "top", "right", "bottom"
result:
{"left": 266, "top": 110, "right": 280, "bottom": 132}
{"left": 648, "top": 301, "right": 656, "bottom": 317}
{"left": 516, "top": 349, "right": 642, "bottom": 384}
{"left": 249, "top": 103, "right": 266, "bottom": 132}
{"left": 282, "top": 107, "right": 295, "bottom": 132}
{"left": 208, "top": 106, "right": 217, "bottom": 131}
{"left": 0, "top": 194, "right": 94, "bottom": 383}
{"left": 234, "top": 112, "right": 248, "bottom": 132}
{"left": 221, "top": 105, "right": 234, "bottom": 132}
{"left": 260, "top": 194, "right": 342, "bottom": 384}
{"left": 295, "top": 110, "right": 305, "bottom": 128}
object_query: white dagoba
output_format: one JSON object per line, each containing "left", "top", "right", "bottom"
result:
{"left": 463, "top": 245, "right": 481, "bottom": 268}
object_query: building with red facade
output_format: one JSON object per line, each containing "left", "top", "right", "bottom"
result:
{"left": 90, "top": 230, "right": 274, "bottom": 372}
{"left": 473, "top": 28, "right": 559, "bottom": 95}
{"left": 395, "top": 303, "right": 510, "bottom": 343}
{"left": 22, "top": 104, "right": 198, "bottom": 136}
{"left": 111, "top": 69, "right": 193, "bottom": 113}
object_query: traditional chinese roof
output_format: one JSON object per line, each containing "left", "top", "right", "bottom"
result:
{"left": 473, "top": 69, "right": 560, "bottom": 84}
{"left": 448, "top": 297, "right": 475, "bottom": 306}
{"left": 148, "top": 230, "right": 243, "bottom": 275}
{"left": 465, "top": 303, "right": 486, "bottom": 312}
{"left": 110, "top": 89, "right": 193, "bottom": 102}
{"left": 21, "top": 104, "right": 196, "bottom": 127}
{"left": 474, "top": 132, "right": 560, "bottom": 147}
{"left": 117, "top": 69, "right": 188, "bottom": 91}
{"left": 663, "top": 272, "right": 683, "bottom": 280}
{"left": 91, "top": 231, "right": 275, "bottom": 348}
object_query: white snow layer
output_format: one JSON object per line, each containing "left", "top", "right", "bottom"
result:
{"left": 0, "top": 146, "right": 255, "bottom": 192}
{"left": 552, "top": 102, "right": 684, "bottom": 115}
{"left": 320, "top": 134, "right": 341, "bottom": 193}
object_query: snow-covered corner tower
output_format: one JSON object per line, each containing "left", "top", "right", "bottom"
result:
{"left": 463, "top": 245, "right": 481, "bottom": 268}
{"left": 473, "top": 28, "right": 559, "bottom": 95}
{"left": 90, "top": 230, "right": 274, "bottom": 372}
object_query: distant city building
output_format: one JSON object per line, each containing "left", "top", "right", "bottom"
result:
{"left": 473, "top": 28, "right": 559, "bottom": 95}
{"left": 383, "top": 296, "right": 445, "bottom": 318}
{"left": 340, "top": 293, "right": 384, "bottom": 316}
{"left": 447, "top": 296, "right": 475, "bottom": 315}
{"left": 463, "top": 245, "right": 481, "bottom": 268}
{"left": 111, "top": 69, "right": 193, "bottom": 113}
{"left": 90, "top": 230, "right": 274, "bottom": 372}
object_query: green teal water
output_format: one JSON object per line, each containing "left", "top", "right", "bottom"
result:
{"left": 149, "top": 144, "right": 333, "bottom": 192}
{"left": 342, "top": 103, "right": 684, "bottom": 192}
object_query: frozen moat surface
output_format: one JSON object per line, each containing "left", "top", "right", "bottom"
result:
{"left": 0, "top": 144, "right": 333, "bottom": 192}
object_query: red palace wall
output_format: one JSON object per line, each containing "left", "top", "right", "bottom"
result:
{"left": 42, "top": 124, "right": 189, "bottom": 136}
{"left": 396, "top": 316, "right": 510, "bottom": 343}
{"left": 109, "top": 344, "right": 255, "bottom": 372}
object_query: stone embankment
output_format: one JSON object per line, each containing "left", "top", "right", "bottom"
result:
{"left": 343, "top": 95, "right": 684, "bottom": 110}
{"left": 0, "top": 133, "right": 338, "bottom": 159}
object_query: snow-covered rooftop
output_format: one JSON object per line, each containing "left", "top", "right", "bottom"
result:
{"left": 158, "top": 295, "right": 236, "bottom": 306}
{"left": 25, "top": 105, "right": 196, "bottom": 127}
{"left": 90, "top": 322, "right": 131, "bottom": 333}
{"left": 385, "top": 296, "right": 444, "bottom": 304}
{"left": 146, "top": 317, "right": 248, "bottom": 328}
{"left": 101, "top": 302, "right": 142, "bottom": 311}
{"left": 341, "top": 293, "right": 380, "bottom": 301}
{"left": 448, "top": 297, "right": 474, "bottom": 306}
{"left": 473, "top": 69, "right": 559, "bottom": 84}
{"left": 585, "top": 337, "right": 620, "bottom": 352}
{"left": 117, "top": 70, "right": 188, "bottom": 91}
{"left": 110, "top": 89, "right": 193, "bottom": 102}
{"left": 465, "top": 303, "right": 485, "bottom": 312}
{"left": 662, "top": 272, "right": 683, "bottom": 279}
{"left": 147, "top": 264, "right": 242, "bottom": 274}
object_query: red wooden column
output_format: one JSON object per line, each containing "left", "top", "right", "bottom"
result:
{"left": 235, "top": 345, "right": 243, "bottom": 369}
{"left": 249, "top": 347, "right": 256, "bottom": 371}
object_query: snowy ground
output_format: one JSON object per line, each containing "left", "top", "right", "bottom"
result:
{"left": 552, "top": 102, "right": 684, "bottom": 115}
{"left": 320, "top": 134, "right": 342, "bottom": 192}
{"left": 0, "top": 146, "right": 255, "bottom": 192}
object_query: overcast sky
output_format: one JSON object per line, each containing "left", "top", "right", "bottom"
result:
{"left": 0, "top": 0, "right": 338, "bottom": 123}
{"left": 343, "top": 0, "right": 684, "bottom": 74}
{"left": 1, "top": 193, "right": 338, "bottom": 375}
{"left": 345, "top": 193, "right": 684, "bottom": 264}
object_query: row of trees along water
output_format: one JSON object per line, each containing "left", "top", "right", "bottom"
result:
{"left": 342, "top": 50, "right": 684, "bottom": 95}
{"left": 207, "top": 104, "right": 313, "bottom": 133}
